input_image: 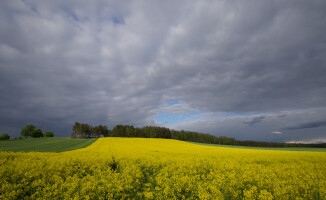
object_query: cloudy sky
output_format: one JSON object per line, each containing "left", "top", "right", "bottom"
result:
{"left": 1, "top": 0, "right": 326, "bottom": 142}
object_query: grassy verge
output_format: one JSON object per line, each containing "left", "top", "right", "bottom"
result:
{"left": 188, "top": 141, "right": 326, "bottom": 152}
{"left": 0, "top": 137, "right": 97, "bottom": 152}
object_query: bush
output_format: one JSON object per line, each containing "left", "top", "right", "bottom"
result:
{"left": 0, "top": 133, "right": 10, "bottom": 140}
{"left": 44, "top": 131, "right": 54, "bottom": 137}
{"left": 30, "top": 129, "right": 43, "bottom": 138}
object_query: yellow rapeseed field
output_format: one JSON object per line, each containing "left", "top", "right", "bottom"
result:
{"left": 1, "top": 137, "right": 325, "bottom": 199}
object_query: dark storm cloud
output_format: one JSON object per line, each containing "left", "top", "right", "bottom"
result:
{"left": 282, "top": 120, "right": 326, "bottom": 131}
{"left": 243, "top": 116, "right": 265, "bottom": 126}
{"left": 160, "top": 1, "right": 326, "bottom": 113}
{"left": 1, "top": 0, "right": 326, "bottom": 142}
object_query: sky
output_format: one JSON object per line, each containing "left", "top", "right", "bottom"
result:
{"left": 1, "top": 0, "right": 326, "bottom": 143}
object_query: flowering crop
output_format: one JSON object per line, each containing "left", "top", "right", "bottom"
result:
{"left": 0, "top": 137, "right": 325, "bottom": 199}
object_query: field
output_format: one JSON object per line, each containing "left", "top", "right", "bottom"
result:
{"left": 0, "top": 137, "right": 97, "bottom": 152}
{"left": 1, "top": 138, "right": 325, "bottom": 199}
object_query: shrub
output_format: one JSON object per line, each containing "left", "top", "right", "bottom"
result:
{"left": 30, "top": 129, "right": 43, "bottom": 138}
{"left": 0, "top": 133, "right": 10, "bottom": 140}
{"left": 44, "top": 131, "right": 54, "bottom": 137}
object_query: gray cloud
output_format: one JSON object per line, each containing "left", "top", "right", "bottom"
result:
{"left": 282, "top": 120, "right": 326, "bottom": 131}
{"left": 243, "top": 116, "right": 265, "bottom": 126}
{"left": 1, "top": 0, "right": 326, "bottom": 142}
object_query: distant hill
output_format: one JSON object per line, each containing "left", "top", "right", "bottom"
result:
{"left": 108, "top": 125, "right": 326, "bottom": 148}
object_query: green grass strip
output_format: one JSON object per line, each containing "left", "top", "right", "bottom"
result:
{"left": 0, "top": 137, "right": 97, "bottom": 152}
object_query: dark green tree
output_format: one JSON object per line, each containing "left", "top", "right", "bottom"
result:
{"left": 72, "top": 122, "right": 89, "bottom": 138}
{"left": 81, "top": 123, "right": 92, "bottom": 138}
{"left": 93, "top": 125, "right": 102, "bottom": 137}
{"left": 102, "top": 125, "right": 110, "bottom": 137}
{"left": 30, "top": 129, "right": 43, "bottom": 138}
{"left": 110, "top": 125, "right": 125, "bottom": 137}
{"left": 44, "top": 131, "right": 54, "bottom": 137}
{"left": 21, "top": 124, "right": 35, "bottom": 137}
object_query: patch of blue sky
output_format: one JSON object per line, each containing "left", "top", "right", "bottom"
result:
{"left": 112, "top": 16, "right": 124, "bottom": 25}
{"left": 165, "top": 99, "right": 180, "bottom": 105}
{"left": 218, "top": 111, "right": 272, "bottom": 117}
{"left": 154, "top": 111, "right": 205, "bottom": 125}
{"left": 285, "top": 108, "right": 300, "bottom": 111}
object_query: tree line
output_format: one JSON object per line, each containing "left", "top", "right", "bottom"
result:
{"left": 78, "top": 124, "right": 324, "bottom": 148}
{"left": 2, "top": 122, "right": 324, "bottom": 148}
{"left": 3, "top": 122, "right": 322, "bottom": 148}
{"left": 113, "top": 125, "right": 326, "bottom": 148}
{"left": 110, "top": 125, "right": 238, "bottom": 145}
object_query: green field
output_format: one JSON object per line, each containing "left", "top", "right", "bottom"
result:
{"left": 189, "top": 141, "right": 326, "bottom": 152}
{"left": 0, "top": 137, "right": 97, "bottom": 152}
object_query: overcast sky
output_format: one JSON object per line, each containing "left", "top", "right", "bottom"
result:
{"left": 1, "top": 0, "right": 326, "bottom": 142}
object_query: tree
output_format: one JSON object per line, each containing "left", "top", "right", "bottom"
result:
{"left": 44, "top": 131, "right": 54, "bottom": 137}
{"left": 93, "top": 125, "right": 102, "bottom": 137}
{"left": 0, "top": 133, "right": 10, "bottom": 140}
{"left": 110, "top": 125, "right": 125, "bottom": 137}
{"left": 81, "top": 123, "right": 92, "bottom": 138}
{"left": 72, "top": 122, "right": 81, "bottom": 138}
{"left": 102, "top": 125, "right": 110, "bottom": 137}
{"left": 72, "top": 122, "right": 89, "bottom": 138}
{"left": 93, "top": 125, "right": 110, "bottom": 137}
{"left": 30, "top": 129, "right": 43, "bottom": 138}
{"left": 21, "top": 124, "right": 35, "bottom": 137}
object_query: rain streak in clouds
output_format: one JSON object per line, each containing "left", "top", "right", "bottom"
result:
{"left": 1, "top": 0, "right": 326, "bottom": 142}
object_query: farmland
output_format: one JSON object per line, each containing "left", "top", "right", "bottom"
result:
{"left": 1, "top": 137, "right": 325, "bottom": 199}
{"left": 189, "top": 142, "right": 326, "bottom": 152}
{"left": 0, "top": 137, "right": 97, "bottom": 152}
